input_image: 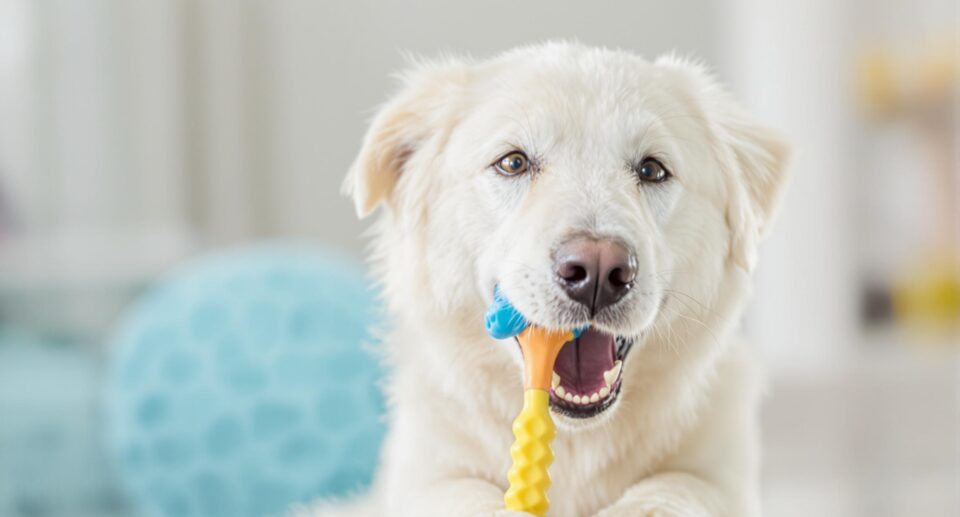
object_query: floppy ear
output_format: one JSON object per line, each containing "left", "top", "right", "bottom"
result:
{"left": 653, "top": 54, "right": 789, "bottom": 271}
{"left": 343, "top": 60, "right": 467, "bottom": 218}
{"left": 719, "top": 110, "right": 790, "bottom": 271}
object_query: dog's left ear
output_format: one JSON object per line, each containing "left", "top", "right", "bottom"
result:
{"left": 716, "top": 109, "right": 790, "bottom": 271}
{"left": 655, "top": 55, "right": 789, "bottom": 271}
{"left": 343, "top": 59, "right": 467, "bottom": 219}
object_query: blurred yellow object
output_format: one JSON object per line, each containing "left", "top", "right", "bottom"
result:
{"left": 856, "top": 41, "right": 957, "bottom": 118}
{"left": 858, "top": 50, "right": 898, "bottom": 116}
{"left": 892, "top": 252, "right": 960, "bottom": 333}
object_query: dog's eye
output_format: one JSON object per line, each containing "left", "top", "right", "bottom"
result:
{"left": 494, "top": 151, "right": 530, "bottom": 177}
{"left": 636, "top": 157, "right": 670, "bottom": 183}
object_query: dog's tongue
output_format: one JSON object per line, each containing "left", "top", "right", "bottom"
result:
{"left": 553, "top": 328, "right": 616, "bottom": 395}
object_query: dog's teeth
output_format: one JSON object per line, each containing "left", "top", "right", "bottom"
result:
{"left": 599, "top": 386, "right": 610, "bottom": 398}
{"left": 556, "top": 385, "right": 566, "bottom": 397}
{"left": 564, "top": 392, "right": 574, "bottom": 402}
{"left": 590, "top": 393, "right": 600, "bottom": 403}
{"left": 552, "top": 372, "right": 561, "bottom": 389}
{"left": 573, "top": 394, "right": 582, "bottom": 404}
{"left": 603, "top": 360, "right": 623, "bottom": 387}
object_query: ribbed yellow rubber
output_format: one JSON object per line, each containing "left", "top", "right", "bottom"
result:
{"left": 504, "top": 389, "right": 556, "bottom": 516}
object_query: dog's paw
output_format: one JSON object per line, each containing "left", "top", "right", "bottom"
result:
{"left": 637, "top": 509, "right": 676, "bottom": 517}
{"left": 595, "top": 503, "right": 705, "bottom": 517}
{"left": 596, "top": 509, "right": 671, "bottom": 517}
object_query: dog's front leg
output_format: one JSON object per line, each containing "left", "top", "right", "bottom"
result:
{"left": 592, "top": 472, "right": 725, "bottom": 517}
{"left": 595, "top": 351, "right": 763, "bottom": 517}
{"left": 396, "top": 477, "right": 533, "bottom": 517}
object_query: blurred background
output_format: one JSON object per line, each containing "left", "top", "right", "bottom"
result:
{"left": 0, "top": 1, "right": 956, "bottom": 516}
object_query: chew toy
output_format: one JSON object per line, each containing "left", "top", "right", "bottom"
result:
{"left": 484, "top": 288, "right": 582, "bottom": 516}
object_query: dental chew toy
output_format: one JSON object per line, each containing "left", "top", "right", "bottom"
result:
{"left": 484, "top": 288, "right": 583, "bottom": 516}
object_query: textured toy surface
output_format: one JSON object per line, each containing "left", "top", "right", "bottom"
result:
{"left": 486, "top": 289, "right": 578, "bottom": 516}
{"left": 504, "top": 389, "right": 556, "bottom": 516}
{"left": 105, "top": 245, "right": 384, "bottom": 517}
{"left": 484, "top": 286, "right": 529, "bottom": 340}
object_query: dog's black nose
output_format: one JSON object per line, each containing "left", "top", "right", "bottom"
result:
{"left": 554, "top": 237, "right": 636, "bottom": 315}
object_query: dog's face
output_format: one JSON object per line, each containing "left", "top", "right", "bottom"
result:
{"left": 347, "top": 44, "right": 786, "bottom": 424}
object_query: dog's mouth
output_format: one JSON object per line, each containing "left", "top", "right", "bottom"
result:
{"left": 543, "top": 328, "right": 634, "bottom": 419}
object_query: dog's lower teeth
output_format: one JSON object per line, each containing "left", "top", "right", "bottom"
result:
{"left": 552, "top": 360, "right": 623, "bottom": 407}
{"left": 554, "top": 388, "right": 611, "bottom": 406}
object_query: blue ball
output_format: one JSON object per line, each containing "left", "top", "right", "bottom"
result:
{"left": 105, "top": 244, "right": 385, "bottom": 517}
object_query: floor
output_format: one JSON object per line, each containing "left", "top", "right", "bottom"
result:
{"left": 762, "top": 337, "right": 959, "bottom": 517}
{"left": 0, "top": 331, "right": 138, "bottom": 517}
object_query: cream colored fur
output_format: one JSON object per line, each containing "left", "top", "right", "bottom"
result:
{"left": 297, "top": 42, "right": 788, "bottom": 517}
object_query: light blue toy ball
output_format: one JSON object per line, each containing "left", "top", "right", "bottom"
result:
{"left": 105, "top": 245, "right": 385, "bottom": 517}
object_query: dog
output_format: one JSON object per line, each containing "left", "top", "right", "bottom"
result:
{"left": 300, "top": 42, "right": 788, "bottom": 517}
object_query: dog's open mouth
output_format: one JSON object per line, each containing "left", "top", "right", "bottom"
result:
{"left": 547, "top": 328, "right": 634, "bottom": 419}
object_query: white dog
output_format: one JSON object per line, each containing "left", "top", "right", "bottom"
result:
{"left": 301, "top": 42, "right": 787, "bottom": 517}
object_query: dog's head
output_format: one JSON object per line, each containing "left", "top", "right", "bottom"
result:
{"left": 346, "top": 43, "right": 787, "bottom": 424}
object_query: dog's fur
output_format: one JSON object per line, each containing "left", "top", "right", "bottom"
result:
{"left": 301, "top": 42, "right": 787, "bottom": 517}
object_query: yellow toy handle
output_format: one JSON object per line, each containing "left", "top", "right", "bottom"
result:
{"left": 504, "top": 389, "right": 556, "bottom": 515}
{"left": 503, "top": 327, "right": 572, "bottom": 516}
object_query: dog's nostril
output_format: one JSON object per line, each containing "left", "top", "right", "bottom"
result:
{"left": 608, "top": 267, "right": 631, "bottom": 287}
{"left": 559, "top": 263, "right": 588, "bottom": 283}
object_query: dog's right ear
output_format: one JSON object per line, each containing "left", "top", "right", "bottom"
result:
{"left": 343, "top": 60, "right": 467, "bottom": 219}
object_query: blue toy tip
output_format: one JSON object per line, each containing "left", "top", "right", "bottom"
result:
{"left": 484, "top": 286, "right": 590, "bottom": 340}
{"left": 484, "top": 286, "right": 529, "bottom": 340}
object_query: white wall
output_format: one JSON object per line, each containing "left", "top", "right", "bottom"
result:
{"left": 718, "top": 0, "right": 862, "bottom": 379}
